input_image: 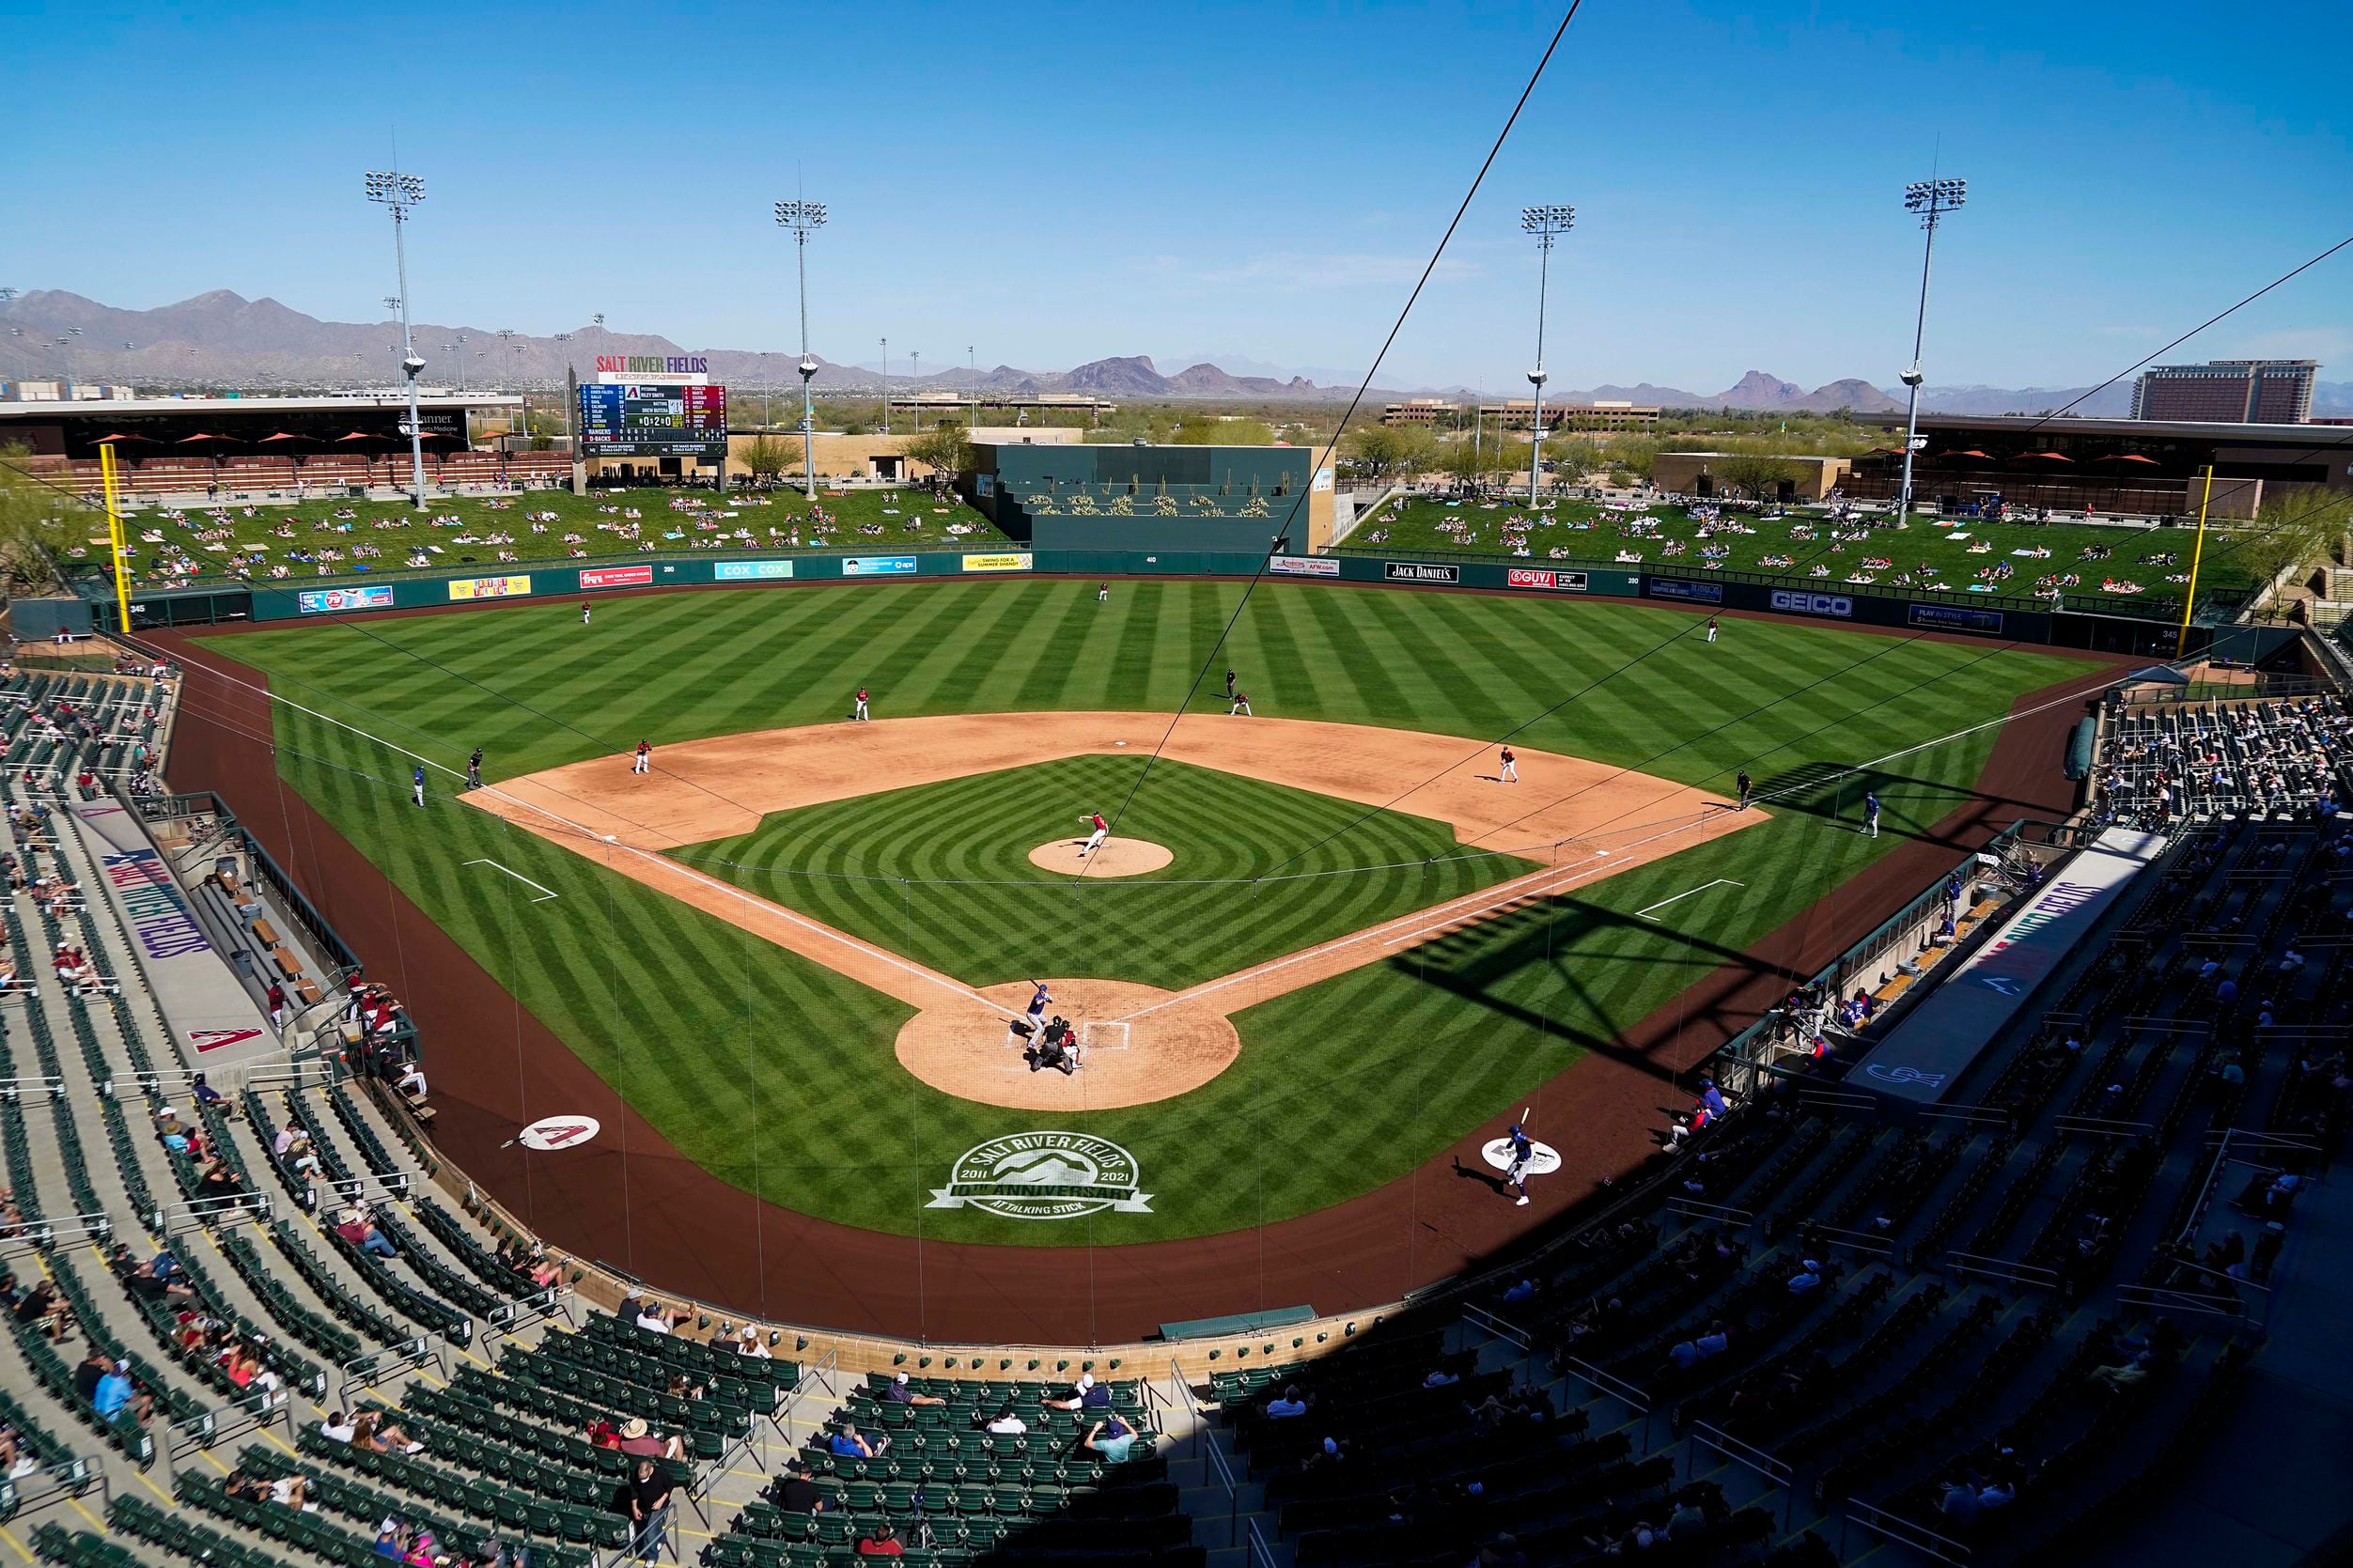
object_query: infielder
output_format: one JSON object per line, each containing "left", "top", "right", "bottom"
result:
{"left": 1004, "top": 980, "right": 1052, "bottom": 1048}
{"left": 1499, "top": 746, "right": 1518, "bottom": 784}
{"left": 853, "top": 687, "right": 871, "bottom": 722}
{"left": 1078, "top": 812, "right": 1109, "bottom": 858}
{"left": 1228, "top": 690, "right": 1252, "bottom": 717}
{"left": 632, "top": 739, "right": 652, "bottom": 775}
{"left": 1504, "top": 1123, "right": 1535, "bottom": 1206}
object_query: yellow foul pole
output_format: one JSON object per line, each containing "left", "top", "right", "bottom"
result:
{"left": 2174, "top": 464, "right": 2214, "bottom": 661}
{"left": 99, "top": 442, "right": 132, "bottom": 639}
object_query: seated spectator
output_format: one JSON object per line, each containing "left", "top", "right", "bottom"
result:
{"left": 1939, "top": 1478, "right": 1983, "bottom": 1529}
{"left": 854, "top": 1521, "right": 904, "bottom": 1557}
{"left": 335, "top": 1208, "right": 398, "bottom": 1260}
{"left": 881, "top": 1371, "right": 944, "bottom": 1406}
{"left": 1264, "top": 1383, "right": 1309, "bottom": 1420}
{"left": 1498, "top": 1277, "right": 1538, "bottom": 1305}
{"left": 191, "top": 1073, "right": 232, "bottom": 1115}
{"left": 828, "top": 1421, "right": 882, "bottom": 1458}
{"left": 350, "top": 1410, "right": 423, "bottom": 1453}
{"left": 1083, "top": 1412, "right": 1139, "bottom": 1463}
{"left": 319, "top": 1410, "right": 356, "bottom": 1443}
{"left": 93, "top": 1360, "right": 151, "bottom": 1425}
{"left": 1787, "top": 1259, "right": 1824, "bottom": 1294}
{"left": 982, "top": 1405, "right": 1026, "bottom": 1436}
{"left": 616, "top": 1416, "right": 684, "bottom": 1462}
{"left": 1042, "top": 1373, "right": 1109, "bottom": 1412}
{"left": 730, "top": 1325, "right": 773, "bottom": 1360}
{"left": 1423, "top": 1366, "right": 1460, "bottom": 1389}
{"left": 631, "top": 1298, "right": 690, "bottom": 1335}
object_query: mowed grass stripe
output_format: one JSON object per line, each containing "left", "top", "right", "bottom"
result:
{"left": 210, "top": 580, "right": 2086, "bottom": 1244}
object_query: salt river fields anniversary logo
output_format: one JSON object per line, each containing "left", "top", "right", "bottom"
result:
{"left": 927, "top": 1131, "right": 1152, "bottom": 1219}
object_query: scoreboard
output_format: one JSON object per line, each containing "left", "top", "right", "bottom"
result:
{"left": 577, "top": 381, "right": 728, "bottom": 458}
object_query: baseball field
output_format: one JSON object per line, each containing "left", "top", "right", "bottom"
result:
{"left": 180, "top": 576, "right": 2088, "bottom": 1265}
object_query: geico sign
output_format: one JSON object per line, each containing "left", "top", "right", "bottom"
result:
{"left": 1769, "top": 590, "right": 1853, "bottom": 618}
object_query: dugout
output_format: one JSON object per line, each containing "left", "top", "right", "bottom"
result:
{"left": 968, "top": 442, "right": 1335, "bottom": 555}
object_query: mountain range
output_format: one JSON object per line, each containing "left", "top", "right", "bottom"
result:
{"left": 2, "top": 290, "right": 2343, "bottom": 418}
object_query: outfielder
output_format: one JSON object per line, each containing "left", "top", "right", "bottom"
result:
{"left": 1078, "top": 812, "right": 1109, "bottom": 858}
{"left": 1504, "top": 1123, "right": 1535, "bottom": 1206}
{"left": 411, "top": 766, "right": 426, "bottom": 808}
{"left": 1706, "top": 614, "right": 1719, "bottom": 644}
{"left": 1862, "top": 790, "right": 1880, "bottom": 838}
{"left": 1004, "top": 980, "right": 1052, "bottom": 1048}
{"left": 581, "top": 604, "right": 592, "bottom": 626}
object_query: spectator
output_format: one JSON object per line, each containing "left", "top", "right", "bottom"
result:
{"left": 617, "top": 1416, "right": 684, "bottom": 1462}
{"left": 335, "top": 1208, "right": 398, "bottom": 1260}
{"left": 1787, "top": 1259, "right": 1823, "bottom": 1295}
{"left": 982, "top": 1405, "right": 1026, "bottom": 1436}
{"left": 1042, "top": 1373, "right": 1109, "bottom": 1413}
{"left": 1940, "top": 1478, "right": 1983, "bottom": 1529}
{"left": 191, "top": 1073, "right": 232, "bottom": 1115}
{"left": 94, "top": 1360, "right": 149, "bottom": 1424}
{"left": 1082, "top": 1412, "right": 1139, "bottom": 1464}
{"left": 829, "top": 1421, "right": 882, "bottom": 1459}
{"left": 623, "top": 1458, "right": 673, "bottom": 1562}
{"left": 732, "top": 1326, "right": 774, "bottom": 1360}
{"left": 775, "top": 1459, "right": 826, "bottom": 1514}
{"left": 881, "top": 1371, "right": 945, "bottom": 1407}
{"left": 1265, "top": 1384, "right": 1309, "bottom": 1420}
{"left": 854, "top": 1521, "right": 904, "bottom": 1557}
{"left": 631, "top": 1299, "right": 689, "bottom": 1335}
{"left": 319, "top": 1410, "right": 356, "bottom": 1443}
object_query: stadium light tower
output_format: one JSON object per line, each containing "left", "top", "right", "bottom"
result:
{"left": 364, "top": 166, "right": 430, "bottom": 510}
{"left": 1519, "top": 204, "right": 1574, "bottom": 509}
{"left": 1895, "top": 176, "right": 1966, "bottom": 520}
{"left": 773, "top": 197, "right": 827, "bottom": 500}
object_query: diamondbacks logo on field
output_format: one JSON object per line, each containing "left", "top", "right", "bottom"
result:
{"left": 927, "top": 1131, "right": 1152, "bottom": 1219}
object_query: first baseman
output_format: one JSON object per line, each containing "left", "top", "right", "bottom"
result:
{"left": 1079, "top": 812, "right": 1109, "bottom": 858}
{"left": 853, "top": 687, "right": 871, "bottom": 722}
{"left": 633, "top": 738, "right": 652, "bottom": 775}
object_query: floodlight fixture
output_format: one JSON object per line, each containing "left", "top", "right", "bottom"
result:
{"left": 1894, "top": 175, "right": 1969, "bottom": 517}
{"left": 366, "top": 164, "right": 430, "bottom": 507}
{"left": 1520, "top": 202, "right": 1576, "bottom": 507}
{"left": 775, "top": 193, "right": 828, "bottom": 496}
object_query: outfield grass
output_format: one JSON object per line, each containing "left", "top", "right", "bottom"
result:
{"left": 93, "top": 484, "right": 1006, "bottom": 587}
{"left": 678, "top": 754, "right": 1535, "bottom": 992}
{"left": 206, "top": 579, "right": 2084, "bottom": 1243}
{"left": 1341, "top": 496, "right": 2249, "bottom": 602}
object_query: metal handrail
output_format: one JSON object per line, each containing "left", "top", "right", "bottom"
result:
{"left": 1460, "top": 1303, "right": 1532, "bottom": 1351}
{"left": 1668, "top": 1197, "right": 1758, "bottom": 1226}
{"left": 0, "top": 1453, "right": 103, "bottom": 1521}
{"left": 0, "top": 1074, "right": 65, "bottom": 1102}
{"left": 1247, "top": 1517, "right": 1280, "bottom": 1568}
{"left": 485, "top": 1283, "right": 576, "bottom": 1341}
{"left": 337, "top": 1334, "right": 445, "bottom": 1405}
{"left": 2053, "top": 1113, "right": 2158, "bottom": 1138}
{"left": 1944, "top": 1250, "right": 2060, "bottom": 1289}
{"left": 1688, "top": 1421, "right": 1795, "bottom": 1530}
{"left": 164, "top": 1388, "right": 294, "bottom": 1467}
{"left": 1845, "top": 1497, "right": 1974, "bottom": 1564}
{"left": 1559, "top": 1355, "right": 1652, "bottom": 1415}
{"left": 0, "top": 1211, "right": 113, "bottom": 1255}
{"left": 149, "top": 1190, "right": 271, "bottom": 1236}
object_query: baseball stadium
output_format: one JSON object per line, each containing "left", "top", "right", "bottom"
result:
{"left": 6, "top": 11, "right": 2353, "bottom": 1568}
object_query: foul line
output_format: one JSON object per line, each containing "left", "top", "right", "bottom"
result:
{"left": 1636, "top": 878, "right": 1745, "bottom": 921}
{"left": 461, "top": 859, "right": 560, "bottom": 903}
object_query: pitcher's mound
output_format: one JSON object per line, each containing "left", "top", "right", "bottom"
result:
{"left": 1026, "top": 838, "right": 1173, "bottom": 877}
{"left": 896, "top": 978, "right": 1239, "bottom": 1110}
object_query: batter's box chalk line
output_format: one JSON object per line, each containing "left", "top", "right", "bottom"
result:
{"left": 1080, "top": 1020, "right": 1132, "bottom": 1051}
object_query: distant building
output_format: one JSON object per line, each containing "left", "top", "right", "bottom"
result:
{"left": 1480, "top": 399, "right": 1659, "bottom": 433}
{"left": 2130, "top": 360, "right": 2317, "bottom": 424}
{"left": 1379, "top": 398, "right": 1461, "bottom": 427}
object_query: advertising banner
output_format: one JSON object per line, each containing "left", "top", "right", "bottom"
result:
{"left": 1909, "top": 602, "right": 2006, "bottom": 635}
{"left": 1507, "top": 567, "right": 1588, "bottom": 592}
{"left": 1769, "top": 589, "right": 1854, "bottom": 618}
{"left": 578, "top": 564, "right": 656, "bottom": 591}
{"left": 1645, "top": 577, "right": 1724, "bottom": 605}
{"left": 713, "top": 560, "right": 796, "bottom": 581}
{"left": 1852, "top": 829, "right": 2162, "bottom": 1103}
{"left": 1383, "top": 561, "right": 1460, "bottom": 584}
{"left": 447, "top": 575, "right": 534, "bottom": 601}
{"left": 297, "top": 585, "right": 394, "bottom": 614}
{"left": 843, "top": 556, "right": 917, "bottom": 577}
{"left": 1270, "top": 555, "right": 1341, "bottom": 578}
{"left": 961, "top": 552, "right": 1034, "bottom": 573}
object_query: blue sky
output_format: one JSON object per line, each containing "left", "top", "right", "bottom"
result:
{"left": 4, "top": 0, "right": 2347, "bottom": 392}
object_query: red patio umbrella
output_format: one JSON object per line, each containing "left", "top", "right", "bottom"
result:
{"left": 2101, "top": 453, "right": 2160, "bottom": 464}
{"left": 2021, "top": 451, "right": 2073, "bottom": 461}
{"left": 176, "top": 432, "right": 228, "bottom": 444}
{"left": 1942, "top": 449, "right": 1992, "bottom": 459}
{"left": 257, "top": 431, "right": 312, "bottom": 442}
{"left": 335, "top": 431, "right": 378, "bottom": 442}
{"left": 90, "top": 432, "right": 157, "bottom": 443}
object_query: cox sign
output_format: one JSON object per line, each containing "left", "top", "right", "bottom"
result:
{"left": 1769, "top": 589, "right": 1853, "bottom": 618}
